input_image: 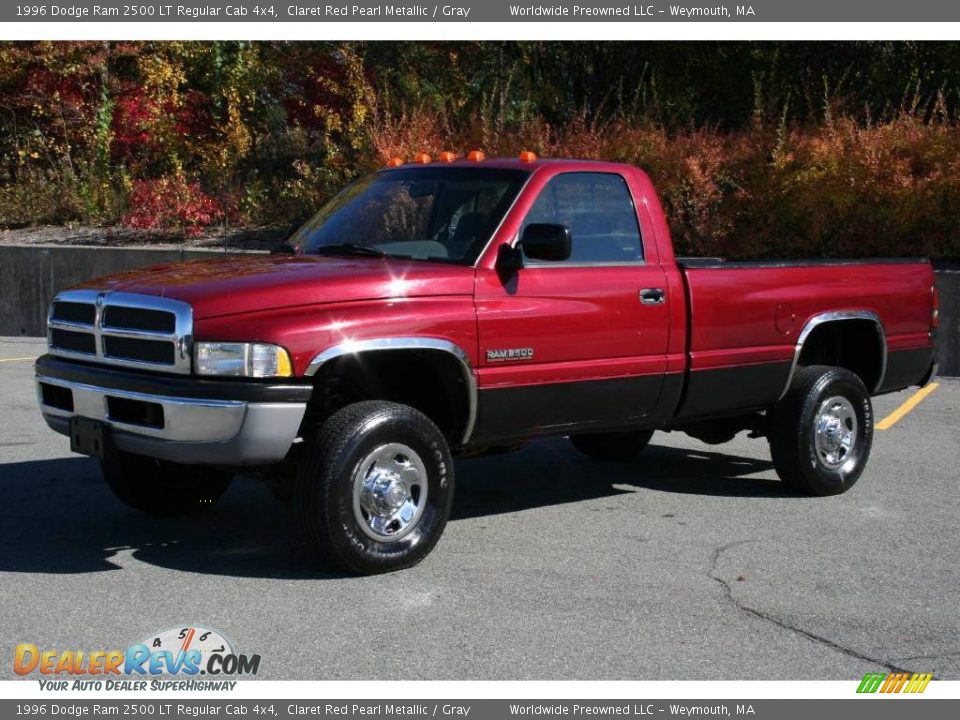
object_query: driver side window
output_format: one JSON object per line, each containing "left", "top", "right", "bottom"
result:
{"left": 521, "top": 172, "right": 644, "bottom": 264}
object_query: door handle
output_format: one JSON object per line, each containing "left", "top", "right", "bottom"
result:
{"left": 639, "top": 288, "right": 665, "bottom": 305}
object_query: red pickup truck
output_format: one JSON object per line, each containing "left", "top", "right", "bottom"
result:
{"left": 35, "top": 156, "right": 938, "bottom": 574}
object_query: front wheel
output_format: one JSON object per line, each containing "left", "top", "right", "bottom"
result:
{"left": 296, "top": 400, "right": 455, "bottom": 575}
{"left": 768, "top": 365, "right": 873, "bottom": 496}
{"left": 100, "top": 451, "right": 233, "bottom": 516}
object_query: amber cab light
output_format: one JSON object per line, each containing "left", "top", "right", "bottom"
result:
{"left": 519, "top": 150, "right": 537, "bottom": 162}
{"left": 413, "top": 153, "right": 432, "bottom": 164}
{"left": 467, "top": 149, "right": 486, "bottom": 162}
{"left": 386, "top": 157, "right": 404, "bottom": 167}
{"left": 439, "top": 151, "right": 457, "bottom": 163}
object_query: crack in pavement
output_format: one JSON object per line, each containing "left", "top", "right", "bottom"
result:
{"left": 892, "top": 650, "right": 960, "bottom": 662}
{"left": 708, "top": 540, "right": 910, "bottom": 674}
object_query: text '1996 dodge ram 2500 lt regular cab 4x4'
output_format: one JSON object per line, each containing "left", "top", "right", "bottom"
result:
{"left": 36, "top": 154, "right": 939, "bottom": 574}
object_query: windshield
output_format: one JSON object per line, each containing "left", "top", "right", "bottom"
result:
{"left": 289, "top": 167, "right": 529, "bottom": 265}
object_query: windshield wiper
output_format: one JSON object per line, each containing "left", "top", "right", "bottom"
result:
{"left": 311, "top": 243, "right": 388, "bottom": 258}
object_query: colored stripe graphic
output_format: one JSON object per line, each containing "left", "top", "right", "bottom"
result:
{"left": 857, "top": 672, "right": 932, "bottom": 694}
{"left": 908, "top": 673, "right": 933, "bottom": 693}
{"left": 856, "top": 673, "right": 885, "bottom": 693}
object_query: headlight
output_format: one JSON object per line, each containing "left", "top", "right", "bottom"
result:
{"left": 194, "top": 342, "right": 293, "bottom": 377}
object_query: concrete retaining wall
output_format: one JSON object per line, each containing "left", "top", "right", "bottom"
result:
{"left": 1, "top": 245, "right": 957, "bottom": 376}
{"left": 935, "top": 263, "right": 959, "bottom": 377}
{"left": 0, "top": 245, "right": 238, "bottom": 337}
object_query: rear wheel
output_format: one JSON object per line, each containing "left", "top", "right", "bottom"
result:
{"left": 100, "top": 451, "right": 233, "bottom": 516}
{"left": 296, "top": 400, "right": 454, "bottom": 575}
{"left": 768, "top": 365, "right": 873, "bottom": 496}
{"left": 569, "top": 429, "right": 655, "bottom": 461}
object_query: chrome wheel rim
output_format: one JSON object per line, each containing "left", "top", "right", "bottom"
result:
{"left": 352, "top": 443, "right": 428, "bottom": 541}
{"left": 813, "top": 395, "right": 858, "bottom": 469}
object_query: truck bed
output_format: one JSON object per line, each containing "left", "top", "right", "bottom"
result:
{"left": 670, "top": 257, "right": 936, "bottom": 420}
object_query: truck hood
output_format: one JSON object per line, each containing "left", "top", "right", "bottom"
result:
{"left": 73, "top": 254, "right": 476, "bottom": 319}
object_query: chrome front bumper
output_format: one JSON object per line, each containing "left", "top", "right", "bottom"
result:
{"left": 36, "top": 357, "right": 310, "bottom": 466}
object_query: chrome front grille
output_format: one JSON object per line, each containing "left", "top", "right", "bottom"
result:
{"left": 47, "top": 290, "right": 193, "bottom": 374}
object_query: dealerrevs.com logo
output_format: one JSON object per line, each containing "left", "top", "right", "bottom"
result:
{"left": 14, "top": 626, "right": 260, "bottom": 691}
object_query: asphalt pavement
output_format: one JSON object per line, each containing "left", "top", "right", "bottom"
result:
{"left": 2, "top": 336, "right": 958, "bottom": 680}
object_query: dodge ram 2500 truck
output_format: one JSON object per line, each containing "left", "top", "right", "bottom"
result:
{"left": 35, "top": 156, "right": 938, "bottom": 574}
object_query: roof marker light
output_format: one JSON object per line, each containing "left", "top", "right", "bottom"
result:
{"left": 386, "top": 157, "right": 404, "bottom": 167}
{"left": 414, "top": 153, "right": 432, "bottom": 164}
{"left": 439, "top": 151, "right": 457, "bottom": 163}
{"left": 467, "top": 149, "right": 486, "bottom": 162}
{"left": 519, "top": 150, "right": 537, "bottom": 162}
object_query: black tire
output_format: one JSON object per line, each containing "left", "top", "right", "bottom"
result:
{"left": 100, "top": 451, "right": 233, "bottom": 516}
{"left": 296, "top": 400, "right": 454, "bottom": 575}
{"left": 768, "top": 365, "right": 873, "bottom": 496}
{"left": 569, "top": 429, "right": 655, "bottom": 461}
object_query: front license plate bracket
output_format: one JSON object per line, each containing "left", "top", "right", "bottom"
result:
{"left": 69, "top": 417, "right": 106, "bottom": 458}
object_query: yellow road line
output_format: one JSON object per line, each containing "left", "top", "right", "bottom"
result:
{"left": 0, "top": 356, "right": 38, "bottom": 363}
{"left": 876, "top": 383, "right": 939, "bottom": 430}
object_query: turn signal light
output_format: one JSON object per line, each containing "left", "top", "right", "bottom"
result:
{"left": 386, "top": 157, "right": 403, "bottom": 167}
{"left": 438, "top": 151, "right": 457, "bottom": 163}
{"left": 519, "top": 150, "right": 537, "bottom": 162}
{"left": 467, "top": 149, "right": 486, "bottom": 162}
{"left": 414, "top": 153, "right": 432, "bottom": 164}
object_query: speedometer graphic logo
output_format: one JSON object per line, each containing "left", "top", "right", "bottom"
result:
{"left": 141, "top": 626, "right": 235, "bottom": 672}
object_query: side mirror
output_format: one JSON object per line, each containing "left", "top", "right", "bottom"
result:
{"left": 496, "top": 243, "right": 524, "bottom": 274}
{"left": 519, "top": 223, "right": 571, "bottom": 262}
